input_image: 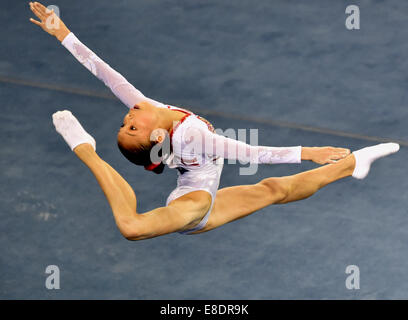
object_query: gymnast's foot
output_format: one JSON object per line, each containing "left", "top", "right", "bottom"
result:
{"left": 52, "top": 110, "right": 96, "bottom": 151}
{"left": 352, "top": 143, "right": 400, "bottom": 179}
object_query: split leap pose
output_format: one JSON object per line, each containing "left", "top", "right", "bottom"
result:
{"left": 29, "top": 2, "right": 399, "bottom": 240}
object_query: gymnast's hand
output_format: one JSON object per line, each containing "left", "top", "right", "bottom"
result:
{"left": 301, "top": 146, "right": 351, "bottom": 165}
{"left": 29, "top": 2, "right": 70, "bottom": 42}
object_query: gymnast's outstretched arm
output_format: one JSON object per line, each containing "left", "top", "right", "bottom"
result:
{"left": 28, "top": 1, "right": 349, "bottom": 165}
{"left": 29, "top": 1, "right": 165, "bottom": 109}
{"left": 183, "top": 126, "right": 351, "bottom": 165}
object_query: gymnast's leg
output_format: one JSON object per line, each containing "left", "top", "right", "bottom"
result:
{"left": 195, "top": 143, "right": 399, "bottom": 233}
{"left": 74, "top": 144, "right": 212, "bottom": 239}
{"left": 74, "top": 144, "right": 137, "bottom": 218}
{"left": 53, "top": 111, "right": 212, "bottom": 240}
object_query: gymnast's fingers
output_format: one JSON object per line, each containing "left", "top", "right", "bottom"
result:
{"left": 34, "top": 1, "right": 47, "bottom": 9}
{"left": 34, "top": 2, "right": 53, "bottom": 21}
{"left": 29, "top": 17, "right": 43, "bottom": 27}
{"left": 332, "top": 148, "right": 350, "bottom": 159}
{"left": 34, "top": 1, "right": 49, "bottom": 15}
{"left": 333, "top": 147, "right": 350, "bottom": 154}
{"left": 330, "top": 153, "right": 347, "bottom": 160}
{"left": 30, "top": 3, "right": 46, "bottom": 21}
{"left": 339, "top": 148, "right": 351, "bottom": 155}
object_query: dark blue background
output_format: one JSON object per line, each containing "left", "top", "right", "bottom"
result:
{"left": 0, "top": 0, "right": 406, "bottom": 299}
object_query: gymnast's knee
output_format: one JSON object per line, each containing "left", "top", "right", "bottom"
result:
{"left": 118, "top": 218, "right": 146, "bottom": 241}
{"left": 258, "top": 177, "right": 291, "bottom": 204}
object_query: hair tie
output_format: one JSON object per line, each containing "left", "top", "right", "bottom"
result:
{"left": 144, "top": 163, "right": 161, "bottom": 171}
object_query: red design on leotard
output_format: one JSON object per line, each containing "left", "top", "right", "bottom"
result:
{"left": 145, "top": 106, "right": 216, "bottom": 171}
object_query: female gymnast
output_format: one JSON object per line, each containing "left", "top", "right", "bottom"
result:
{"left": 29, "top": 2, "right": 399, "bottom": 240}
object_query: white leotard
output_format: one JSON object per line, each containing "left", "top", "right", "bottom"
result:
{"left": 61, "top": 32, "right": 302, "bottom": 234}
{"left": 161, "top": 107, "right": 224, "bottom": 234}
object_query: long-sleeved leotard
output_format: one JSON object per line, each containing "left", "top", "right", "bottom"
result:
{"left": 61, "top": 32, "right": 302, "bottom": 165}
{"left": 183, "top": 126, "right": 301, "bottom": 164}
{"left": 61, "top": 32, "right": 165, "bottom": 109}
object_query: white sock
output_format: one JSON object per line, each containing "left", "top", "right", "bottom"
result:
{"left": 352, "top": 143, "right": 399, "bottom": 179}
{"left": 52, "top": 110, "right": 96, "bottom": 151}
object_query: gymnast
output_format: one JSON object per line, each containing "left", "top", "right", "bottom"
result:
{"left": 29, "top": 2, "right": 399, "bottom": 240}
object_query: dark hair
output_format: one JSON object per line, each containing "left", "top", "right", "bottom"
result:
{"left": 117, "top": 140, "right": 165, "bottom": 174}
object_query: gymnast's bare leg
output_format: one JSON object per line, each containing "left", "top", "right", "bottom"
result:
{"left": 197, "top": 144, "right": 399, "bottom": 233}
{"left": 57, "top": 111, "right": 399, "bottom": 238}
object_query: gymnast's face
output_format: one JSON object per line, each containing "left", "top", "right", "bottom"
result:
{"left": 117, "top": 104, "right": 158, "bottom": 150}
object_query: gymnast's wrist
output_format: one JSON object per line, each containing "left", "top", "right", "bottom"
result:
{"left": 55, "top": 27, "right": 71, "bottom": 42}
{"left": 301, "top": 147, "right": 313, "bottom": 161}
